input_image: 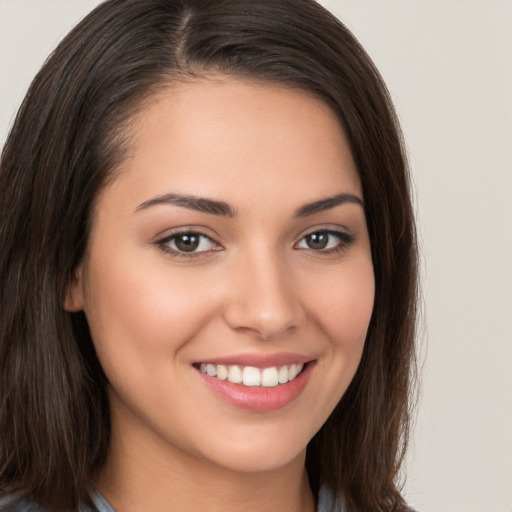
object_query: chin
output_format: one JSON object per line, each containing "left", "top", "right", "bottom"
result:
{"left": 193, "top": 429, "right": 310, "bottom": 474}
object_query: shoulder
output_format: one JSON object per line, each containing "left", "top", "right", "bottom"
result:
{"left": 315, "top": 486, "right": 419, "bottom": 512}
{"left": 0, "top": 495, "right": 45, "bottom": 512}
{"left": 0, "top": 495, "right": 98, "bottom": 512}
{"left": 316, "top": 486, "right": 345, "bottom": 512}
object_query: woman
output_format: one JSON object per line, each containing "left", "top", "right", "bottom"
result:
{"left": 0, "top": 0, "right": 418, "bottom": 511}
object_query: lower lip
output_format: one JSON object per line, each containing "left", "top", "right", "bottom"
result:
{"left": 197, "top": 362, "right": 314, "bottom": 412}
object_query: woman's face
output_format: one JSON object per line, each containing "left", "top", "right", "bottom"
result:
{"left": 67, "top": 77, "right": 374, "bottom": 474}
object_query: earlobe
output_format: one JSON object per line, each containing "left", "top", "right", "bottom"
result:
{"left": 64, "top": 266, "right": 85, "bottom": 312}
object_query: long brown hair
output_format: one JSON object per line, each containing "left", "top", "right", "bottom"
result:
{"left": 0, "top": 1, "right": 418, "bottom": 510}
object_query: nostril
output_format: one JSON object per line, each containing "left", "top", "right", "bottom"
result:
{"left": 223, "top": 298, "right": 304, "bottom": 340}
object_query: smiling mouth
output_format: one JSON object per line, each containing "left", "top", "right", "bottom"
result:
{"left": 195, "top": 362, "right": 306, "bottom": 387}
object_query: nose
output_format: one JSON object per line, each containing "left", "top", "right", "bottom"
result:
{"left": 223, "top": 250, "right": 305, "bottom": 340}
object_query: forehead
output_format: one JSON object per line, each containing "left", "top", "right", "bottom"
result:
{"left": 102, "top": 77, "right": 362, "bottom": 212}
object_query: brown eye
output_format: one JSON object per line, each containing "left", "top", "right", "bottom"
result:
{"left": 174, "top": 233, "right": 200, "bottom": 252}
{"left": 161, "top": 231, "right": 218, "bottom": 254}
{"left": 296, "top": 230, "right": 355, "bottom": 252}
{"left": 304, "top": 232, "right": 329, "bottom": 250}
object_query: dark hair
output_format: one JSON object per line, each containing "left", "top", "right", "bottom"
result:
{"left": 0, "top": 1, "right": 418, "bottom": 510}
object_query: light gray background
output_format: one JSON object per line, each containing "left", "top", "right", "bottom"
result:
{"left": 1, "top": 1, "right": 511, "bottom": 511}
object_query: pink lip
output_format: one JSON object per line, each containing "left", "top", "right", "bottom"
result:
{"left": 196, "top": 360, "right": 315, "bottom": 412}
{"left": 195, "top": 352, "right": 312, "bottom": 368}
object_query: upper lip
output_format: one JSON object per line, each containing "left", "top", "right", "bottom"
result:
{"left": 194, "top": 352, "right": 314, "bottom": 368}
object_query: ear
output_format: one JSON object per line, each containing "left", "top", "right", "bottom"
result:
{"left": 64, "top": 265, "right": 85, "bottom": 312}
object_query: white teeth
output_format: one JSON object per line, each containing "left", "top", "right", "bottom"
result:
{"left": 243, "top": 366, "right": 261, "bottom": 386}
{"left": 198, "top": 362, "right": 306, "bottom": 387}
{"left": 216, "top": 364, "right": 228, "bottom": 380}
{"left": 278, "top": 365, "right": 289, "bottom": 384}
{"left": 228, "top": 365, "right": 243, "bottom": 384}
{"left": 261, "top": 367, "right": 279, "bottom": 387}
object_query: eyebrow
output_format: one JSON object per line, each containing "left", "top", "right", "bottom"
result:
{"left": 294, "top": 193, "right": 364, "bottom": 217}
{"left": 135, "top": 193, "right": 236, "bottom": 217}
{"left": 135, "top": 191, "right": 363, "bottom": 217}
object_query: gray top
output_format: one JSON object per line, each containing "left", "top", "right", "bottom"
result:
{"left": 0, "top": 486, "right": 344, "bottom": 511}
{"left": 91, "top": 486, "right": 344, "bottom": 511}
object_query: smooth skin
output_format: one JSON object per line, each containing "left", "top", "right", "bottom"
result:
{"left": 66, "top": 76, "right": 375, "bottom": 512}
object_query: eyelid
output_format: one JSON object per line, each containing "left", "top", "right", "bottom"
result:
{"left": 153, "top": 224, "right": 355, "bottom": 259}
{"left": 294, "top": 226, "right": 355, "bottom": 252}
{"left": 155, "top": 228, "right": 223, "bottom": 258}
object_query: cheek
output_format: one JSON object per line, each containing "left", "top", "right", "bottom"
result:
{"left": 308, "top": 259, "right": 375, "bottom": 347}
{"left": 81, "top": 249, "right": 220, "bottom": 370}
{"left": 288, "top": 258, "right": 374, "bottom": 433}
{"left": 305, "top": 256, "right": 374, "bottom": 407}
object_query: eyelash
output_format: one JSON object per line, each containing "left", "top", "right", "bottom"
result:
{"left": 296, "top": 229, "right": 355, "bottom": 255}
{"left": 156, "top": 228, "right": 355, "bottom": 259}
{"left": 156, "top": 230, "right": 220, "bottom": 260}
